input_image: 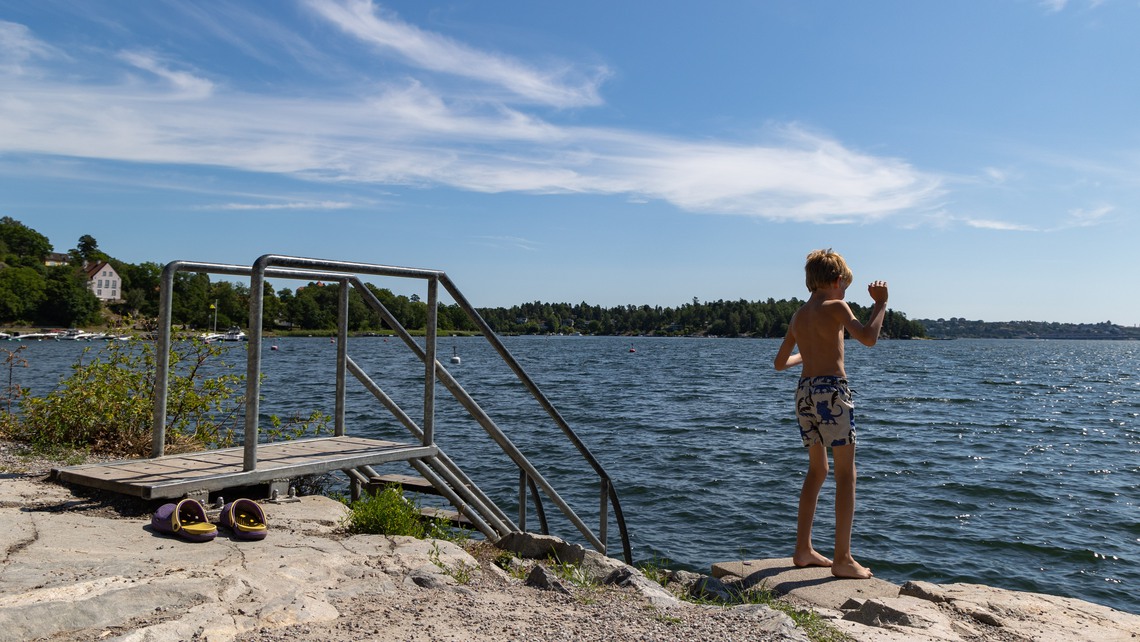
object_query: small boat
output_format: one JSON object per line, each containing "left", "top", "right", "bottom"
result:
{"left": 204, "top": 327, "right": 247, "bottom": 342}
{"left": 219, "top": 327, "right": 248, "bottom": 342}
{"left": 57, "top": 329, "right": 104, "bottom": 341}
{"left": 11, "top": 332, "right": 57, "bottom": 341}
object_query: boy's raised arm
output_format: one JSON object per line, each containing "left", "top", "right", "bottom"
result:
{"left": 843, "top": 281, "right": 889, "bottom": 347}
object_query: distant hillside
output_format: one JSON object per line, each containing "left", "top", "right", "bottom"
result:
{"left": 917, "top": 318, "right": 1140, "bottom": 340}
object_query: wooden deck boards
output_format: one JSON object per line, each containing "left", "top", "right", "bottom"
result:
{"left": 52, "top": 436, "right": 437, "bottom": 500}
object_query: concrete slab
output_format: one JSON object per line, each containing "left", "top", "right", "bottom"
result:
{"left": 712, "top": 557, "right": 900, "bottom": 611}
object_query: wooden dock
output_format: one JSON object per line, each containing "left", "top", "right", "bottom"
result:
{"left": 52, "top": 436, "right": 438, "bottom": 500}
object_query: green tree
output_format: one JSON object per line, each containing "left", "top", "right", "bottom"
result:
{"left": 0, "top": 267, "right": 47, "bottom": 323}
{"left": 70, "top": 234, "right": 108, "bottom": 265}
{"left": 114, "top": 261, "right": 162, "bottom": 317}
{"left": 0, "top": 217, "right": 52, "bottom": 260}
{"left": 38, "top": 266, "right": 101, "bottom": 326}
{"left": 172, "top": 272, "right": 212, "bottom": 329}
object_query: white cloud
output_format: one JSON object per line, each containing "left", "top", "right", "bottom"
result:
{"left": 304, "top": 0, "right": 609, "bottom": 108}
{"left": 204, "top": 201, "right": 352, "bottom": 211}
{"left": 0, "top": 10, "right": 942, "bottom": 226}
{"left": 1040, "top": 0, "right": 1109, "bottom": 13}
{"left": 964, "top": 218, "right": 1036, "bottom": 231}
{"left": 1063, "top": 204, "right": 1113, "bottom": 227}
{"left": 0, "top": 20, "right": 64, "bottom": 71}
{"left": 983, "top": 167, "right": 1009, "bottom": 183}
{"left": 118, "top": 51, "right": 215, "bottom": 99}
{"left": 474, "top": 235, "right": 540, "bottom": 252}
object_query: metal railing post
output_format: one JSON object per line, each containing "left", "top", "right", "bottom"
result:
{"left": 151, "top": 262, "right": 179, "bottom": 458}
{"left": 423, "top": 277, "right": 438, "bottom": 446}
{"left": 335, "top": 278, "right": 349, "bottom": 436}
{"left": 244, "top": 257, "right": 268, "bottom": 471}
{"left": 599, "top": 478, "right": 610, "bottom": 554}
{"left": 518, "top": 470, "right": 528, "bottom": 532}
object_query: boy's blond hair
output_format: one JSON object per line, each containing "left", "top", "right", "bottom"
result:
{"left": 805, "top": 249, "right": 854, "bottom": 292}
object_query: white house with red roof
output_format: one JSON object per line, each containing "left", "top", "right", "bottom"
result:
{"left": 84, "top": 261, "right": 122, "bottom": 302}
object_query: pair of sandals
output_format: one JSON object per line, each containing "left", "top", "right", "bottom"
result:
{"left": 151, "top": 498, "right": 268, "bottom": 542}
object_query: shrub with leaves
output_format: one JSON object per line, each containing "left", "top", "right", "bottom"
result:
{"left": 4, "top": 338, "right": 247, "bottom": 457}
{"left": 345, "top": 484, "right": 427, "bottom": 537}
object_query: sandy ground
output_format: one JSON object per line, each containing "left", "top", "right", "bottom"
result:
{"left": 0, "top": 441, "right": 806, "bottom": 642}
{"left": 7, "top": 442, "right": 1134, "bottom": 642}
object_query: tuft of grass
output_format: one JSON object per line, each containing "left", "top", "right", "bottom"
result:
{"left": 342, "top": 484, "right": 475, "bottom": 545}
{"left": 492, "top": 549, "right": 530, "bottom": 580}
{"left": 635, "top": 556, "right": 673, "bottom": 587}
{"left": 344, "top": 484, "right": 426, "bottom": 537}
{"left": 429, "top": 541, "right": 477, "bottom": 584}
{"left": 546, "top": 553, "right": 595, "bottom": 589}
{"left": 723, "top": 583, "right": 853, "bottom": 642}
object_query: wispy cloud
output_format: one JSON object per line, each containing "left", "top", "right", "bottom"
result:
{"left": 118, "top": 51, "right": 215, "bottom": 99}
{"left": 474, "top": 235, "right": 541, "bottom": 252}
{"left": 0, "top": 2, "right": 943, "bottom": 226}
{"left": 1062, "top": 204, "right": 1113, "bottom": 227}
{"left": 203, "top": 201, "right": 353, "bottom": 211}
{"left": 964, "top": 218, "right": 1037, "bottom": 231}
{"left": 1040, "top": 0, "right": 1108, "bottom": 13}
{"left": 0, "top": 20, "right": 64, "bottom": 71}
{"left": 303, "top": 0, "right": 609, "bottom": 108}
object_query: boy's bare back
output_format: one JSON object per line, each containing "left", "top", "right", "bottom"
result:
{"left": 774, "top": 280, "right": 889, "bottom": 377}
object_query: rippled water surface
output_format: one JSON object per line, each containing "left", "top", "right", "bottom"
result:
{"left": 12, "top": 336, "right": 1139, "bottom": 614}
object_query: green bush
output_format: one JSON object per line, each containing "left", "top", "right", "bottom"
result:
{"left": 0, "top": 337, "right": 331, "bottom": 459}
{"left": 2, "top": 338, "right": 244, "bottom": 457}
{"left": 345, "top": 484, "right": 426, "bottom": 537}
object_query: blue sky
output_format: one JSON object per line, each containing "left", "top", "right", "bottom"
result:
{"left": 1, "top": 0, "right": 1137, "bottom": 324}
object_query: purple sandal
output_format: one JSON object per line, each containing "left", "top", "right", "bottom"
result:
{"left": 219, "top": 498, "right": 267, "bottom": 540}
{"left": 151, "top": 499, "right": 217, "bottom": 542}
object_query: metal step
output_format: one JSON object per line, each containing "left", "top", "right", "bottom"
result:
{"left": 419, "top": 506, "right": 472, "bottom": 526}
{"left": 364, "top": 472, "right": 439, "bottom": 496}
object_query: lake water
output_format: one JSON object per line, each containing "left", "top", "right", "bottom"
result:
{"left": 7, "top": 336, "right": 1138, "bottom": 614}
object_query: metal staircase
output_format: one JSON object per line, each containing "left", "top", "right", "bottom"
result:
{"left": 147, "top": 254, "right": 631, "bottom": 562}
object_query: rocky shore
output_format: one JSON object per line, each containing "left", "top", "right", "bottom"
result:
{"left": 2, "top": 443, "right": 1137, "bottom": 641}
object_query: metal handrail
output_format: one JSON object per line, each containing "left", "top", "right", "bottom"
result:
{"left": 151, "top": 255, "right": 632, "bottom": 563}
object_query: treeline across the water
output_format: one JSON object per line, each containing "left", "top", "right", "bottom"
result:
{"left": 0, "top": 216, "right": 925, "bottom": 338}
{"left": 476, "top": 299, "right": 926, "bottom": 338}
{"left": 918, "top": 318, "right": 1140, "bottom": 340}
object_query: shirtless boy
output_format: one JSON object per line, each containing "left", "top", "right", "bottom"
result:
{"left": 773, "top": 249, "right": 888, "bottom": 580}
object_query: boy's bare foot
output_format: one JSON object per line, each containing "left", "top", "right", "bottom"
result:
{"left": 831, "top": 558, "right": 873, "bottom": 579}
{"left": 792, "top": 550, "right": 833, "bottom": 568}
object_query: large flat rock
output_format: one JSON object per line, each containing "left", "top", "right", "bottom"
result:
{"left": 712, "top": 559, "right": 1140, "bottom": 642}
{"left": 0, "top": 476, "right": 476, "bottom": 642}
{"left": 711, "top": 557, "right": 899, "bottom": 610}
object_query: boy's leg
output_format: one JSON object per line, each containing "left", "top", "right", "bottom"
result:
{"left": 831, "top": 443, "right": 872, "bottom": 579}
{"left": 793, "top": 442, "right": 832, "bottom": 568}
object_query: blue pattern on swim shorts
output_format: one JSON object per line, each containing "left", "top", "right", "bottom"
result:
{"left": 795, "top": 376, "right": 856, "bottom": 448}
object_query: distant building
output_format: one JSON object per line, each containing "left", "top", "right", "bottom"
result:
{"left": 44, "top": 252, "right": 70, "bottom": 266}
{"left": 84, "top": 261, "right": 122, "bottom": 302}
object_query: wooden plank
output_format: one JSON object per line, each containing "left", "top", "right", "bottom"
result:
{"left": 52, "top": 436, "right": 437, "bottom": 500}
{"left": 419, "top": 506, "right": 472, "bottom": 526}
{"left": 366, "top": 473, "right": 439, "bottom": 495}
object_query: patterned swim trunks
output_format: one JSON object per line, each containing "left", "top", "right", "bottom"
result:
{"left": 795, "top": 376, "right": 856, "bottom": 448}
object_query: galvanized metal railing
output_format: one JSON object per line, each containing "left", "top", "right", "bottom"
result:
{"left": 151, "top": 255, "right": 632, "bottom": 563}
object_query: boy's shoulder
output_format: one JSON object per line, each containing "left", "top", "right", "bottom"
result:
{"left": 797, "top": 296, "right": 852, "bottom": 318}
{"left": 791, "top": 298, "right": 852, "bottom": 335}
